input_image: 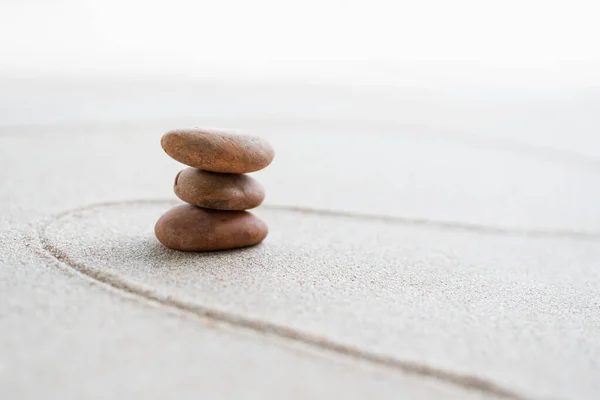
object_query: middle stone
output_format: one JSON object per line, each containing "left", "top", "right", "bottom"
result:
{"left": 174, "top": 167, "right": 265, "bottom": 211}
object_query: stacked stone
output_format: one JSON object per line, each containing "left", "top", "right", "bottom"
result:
{"left": 155, "top": 128, "right": 274, "bottom": 252}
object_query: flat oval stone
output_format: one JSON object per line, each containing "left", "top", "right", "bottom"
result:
{"left": 161, "top": 128, "right": 275, "bottom": 173}
{"left": 174, "top": 168, "right": 265, "bottom": 210}
{"left": 155, "top": 205, "right": 268, "bottom": 251}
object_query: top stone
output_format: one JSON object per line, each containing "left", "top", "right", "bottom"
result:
{"left": 161, "top": 128, "right": 275, "bottom": 173}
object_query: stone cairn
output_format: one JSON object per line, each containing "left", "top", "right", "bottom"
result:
{"left": 155, "top": 128, "right": 274, "bottom": 251}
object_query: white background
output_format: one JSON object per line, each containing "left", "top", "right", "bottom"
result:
{"left": 1, "top": 0, "right": 599, "bottom": 87}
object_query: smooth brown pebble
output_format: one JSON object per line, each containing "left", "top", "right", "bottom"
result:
{"left": 161, "top": 128, "right": 275, "bottom": 173}
{"left": 155, "top": 204, "right": 268, "bottom": 251}
{"left": 174, "top": 168, "right": 265, "bottom": 210}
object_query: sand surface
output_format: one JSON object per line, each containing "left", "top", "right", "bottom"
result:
{"left": 1, "top": 79, "right": 599, "bottom": 399}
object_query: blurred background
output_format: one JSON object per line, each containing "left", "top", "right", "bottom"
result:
{"left": 1, "top": 0, "right": 598, "bottom": 119}
{"left": 1, "top": 1, "right": 599, "bottom": 143}
{"left": 2, "top": 0, "right": 600, "bottom": 85}
{"left": 1, "top": 0, "right": 599, "bottom": 166}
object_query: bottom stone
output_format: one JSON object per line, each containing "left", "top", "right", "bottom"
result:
{"left": 155, "top": 204, "right": 268, "bottom": 251}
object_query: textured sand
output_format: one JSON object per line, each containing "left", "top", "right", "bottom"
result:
{"left": 1, "top": 80, "right": 600, "bottom": 399}
{"left": 38, "top": 199, "right": 600, "bottom": 400}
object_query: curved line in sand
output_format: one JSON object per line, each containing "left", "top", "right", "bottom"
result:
{"left": 35, "top": 199, "right": 538, "bottom": 400}
{"left": 265, "top": 204, "right": 600, "bottom": 240}
{"left": 39, "top": 198, "right": 600, "bottom": 240}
